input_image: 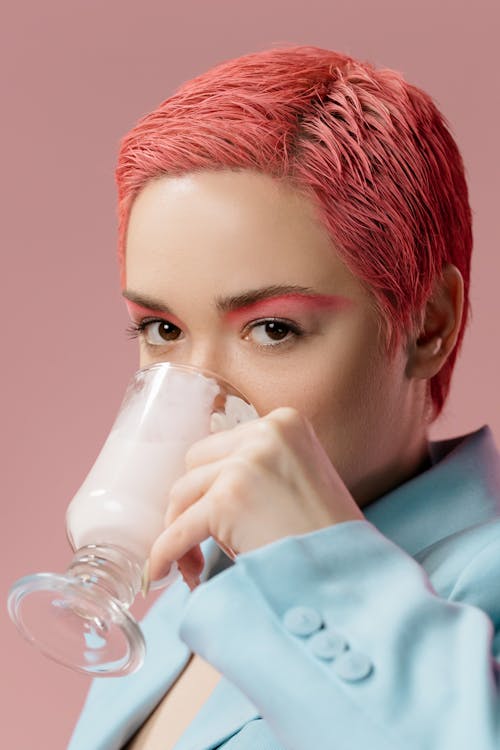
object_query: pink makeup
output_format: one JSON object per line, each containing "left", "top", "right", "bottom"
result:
{"left": 223, "top": 293, "right": 352, "bottom": 326}
{"left": 124, "top": 291, "right": 352, "bottom": 332}
{"left": 124, "top": 299, "right": 185, "bottom": 330}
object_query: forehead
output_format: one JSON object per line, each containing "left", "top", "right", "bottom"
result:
{"left": 125, "top": 169, "right": 367, "bottom": 303}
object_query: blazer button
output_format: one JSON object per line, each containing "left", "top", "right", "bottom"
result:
{"left": 283, "top": 606, "right": 323, "bottom": 636}
{"left": 309, "top": 629, "right": 348, "bottom": 660}
{"left": 332, "top": 650, "right": 373, "bottom": 682}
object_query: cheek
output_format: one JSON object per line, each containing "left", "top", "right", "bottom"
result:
{"left": 280, "top": 344, "right": 398, "bottom": 466}
{"left": 315, "top": 360, "right": 410, "bottom": 491}
{"left": 233, "top": 335, "right": 376, "bottom": 428}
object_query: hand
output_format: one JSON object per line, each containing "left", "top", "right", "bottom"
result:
{"left": 148, "top": 407, "right": 365, "bottom": 589}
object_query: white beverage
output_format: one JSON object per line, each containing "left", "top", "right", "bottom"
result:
{"left": 66, "top": 370, "right": 222, "bottom": 562}
{"left": 66, "top": 432, "right": 194, "bottom": 561}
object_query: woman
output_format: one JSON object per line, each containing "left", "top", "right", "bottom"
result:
{"left": 68, "top": 46, "right": 500, "bottom": 749}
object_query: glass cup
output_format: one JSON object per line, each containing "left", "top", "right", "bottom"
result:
{"left": 7, "top": 362, "right": 257, "bottom": 677}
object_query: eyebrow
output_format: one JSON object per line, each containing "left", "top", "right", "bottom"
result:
{"left": 122, "top": 284, "right": 324, "bottom": 316}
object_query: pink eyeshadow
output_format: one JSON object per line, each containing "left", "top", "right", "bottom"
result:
{"left": 124, "top": 299, "right": 185, "bottom": 329}
{"left": 223, "top": 293, "right": 352, "bottom": 325}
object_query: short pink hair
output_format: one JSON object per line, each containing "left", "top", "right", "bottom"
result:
{"left": 116, "top": 45, "right": 472, "bottom": 421}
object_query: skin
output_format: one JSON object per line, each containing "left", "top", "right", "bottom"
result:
{"left": 124, "top": 168, "right": 464, "bottom": 588}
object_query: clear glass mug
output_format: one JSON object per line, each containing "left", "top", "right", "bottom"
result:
{"left": 7, "top": 363, "right": 257, "bottom": 677}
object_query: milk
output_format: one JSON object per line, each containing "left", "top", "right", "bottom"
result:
{"left": 66, "top": 433, "right": 194, "bottom": 560}
{"left": 66, "top": 369, "right": 222, "bottom": 562}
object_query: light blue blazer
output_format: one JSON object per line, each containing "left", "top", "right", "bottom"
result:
{"left": 68, "top": 425, "right": 500, "bottom": 749}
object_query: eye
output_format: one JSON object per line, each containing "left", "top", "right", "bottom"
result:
{"left": 244, "top": 319, "right": 303, "bottom": 348}
{"left": 126, "top": 319, "right": 182, "bottom": 346}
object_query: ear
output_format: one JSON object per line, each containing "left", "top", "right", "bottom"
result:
{"left": 405, "top": 264, "right": 464, "bottom": 379}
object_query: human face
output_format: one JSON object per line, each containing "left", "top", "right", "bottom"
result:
{"left": 124, "top": 169, "right": 428, "bottom": 507}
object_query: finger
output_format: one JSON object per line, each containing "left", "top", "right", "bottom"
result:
{"left": 177, "top": 544, "right": 205, "bottom": 588}
{"left": 185, "top": 418, "right": 257, "bottom": 469}
{"left": 165, "top": 459, "right": 225, "bottom": 527}
{"left": 149, "top": 496, "right": 211, "bottom": 581}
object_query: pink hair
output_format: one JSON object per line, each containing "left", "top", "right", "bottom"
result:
{"left": 115, "top": 45, "right": 472, "bottom": 421}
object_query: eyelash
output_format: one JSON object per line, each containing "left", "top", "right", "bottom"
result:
{"left": 126, "top": 319, "right": 179, "bottom": 343}
{"left": 125, "top": 317, "right": 306, "bottom": 350}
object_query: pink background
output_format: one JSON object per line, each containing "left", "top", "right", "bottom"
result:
{"left": 1, "top": 1, "right": 498, "bottom": 747}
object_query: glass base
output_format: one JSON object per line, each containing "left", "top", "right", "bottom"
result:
{"left": 8, "top": 565, "right": 146, "bottom": 677}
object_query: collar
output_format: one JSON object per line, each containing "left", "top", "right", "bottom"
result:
{"left": 363, "top": 424, "right": 500, "bottom": 556}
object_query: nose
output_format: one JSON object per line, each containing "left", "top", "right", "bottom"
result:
{"left": 172, "top": 344, "right": 242, "bottom": 394}
{"left": 181, "top": 346, "right": 253, "bottom": 405}
{"left": 181, "top": 342, "right": 224, "bottom": 378}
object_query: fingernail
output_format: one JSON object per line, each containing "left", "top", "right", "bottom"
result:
{"left": 141, "top": 560, "right": 150, "bottom": 598}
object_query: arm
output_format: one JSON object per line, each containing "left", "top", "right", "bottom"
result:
{"left": 178, "top": 520, "right": 500, "bottom": 750}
